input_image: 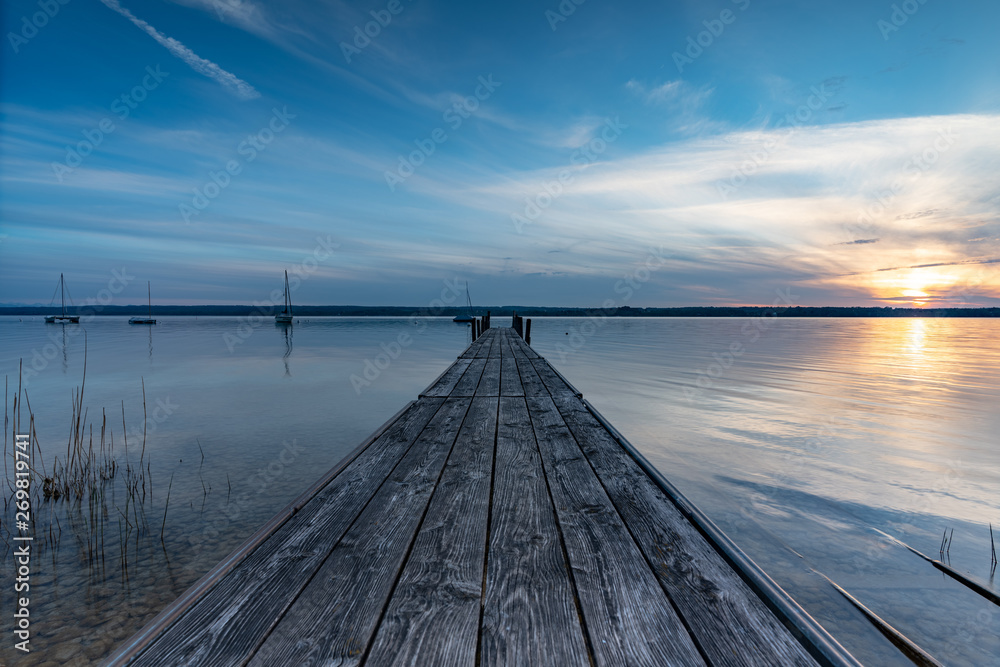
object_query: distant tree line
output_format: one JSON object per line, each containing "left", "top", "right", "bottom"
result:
{"left": 3, "top": 304, "right": 999, "bottom": 318}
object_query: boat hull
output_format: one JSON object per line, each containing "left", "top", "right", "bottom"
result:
{"left": 275, "top": 315, "right": 293, "bottom": 324}
{"left": 45, "top": 315, "right": 80, "bottom": 323}
{"left": 129, "top": 318, "right": 157, "bottom": 325}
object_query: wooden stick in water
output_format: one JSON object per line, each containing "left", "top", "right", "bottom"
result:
{"left": 160, "top": 472, "right": 174, "bottom": 548}
{"left": 816, "top": 570, "right": 943, "bottom": 667}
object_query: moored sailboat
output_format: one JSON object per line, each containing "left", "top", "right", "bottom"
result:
{"left": 275, "top": 271, "right": 293, "bottom": 324}
{"left": 453, "top": 281, "right": 475, "bottom": 323}
{"left": 129, "top": 281, "right": 157, "bottom": 324}
{"left": 44, "top": 273, "right": 80, "bottom": 323}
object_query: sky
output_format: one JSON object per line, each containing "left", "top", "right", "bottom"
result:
{"left": 1, "top": 0, "right": 998, "bottom": 308}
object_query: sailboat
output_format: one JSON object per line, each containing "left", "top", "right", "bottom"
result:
{"left": 45, "top": 273, "right": 80, "bottom": 323}
{"left": 129, "top": 282, "right": 157, "bottom": 324}
{"left": 275, "top": 270, "right": 293, "bottom": 324}
{"left": 453, "top": 281, "right": 475, "bottom": 322}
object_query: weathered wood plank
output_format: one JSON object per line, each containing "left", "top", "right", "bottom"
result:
{"left": 513, "top": 354, "right": 547, "bottom": 398}
{"left": 475, "top": 330, "right": 497, "bottom": 358}
{"left": 451, "top": 358, "right": 486, "bottom": 397}
{"left": 130, "top": 398, "right": 445, "bottom": 667}
{"left": 459, "top": 332, "right": 486, "bottom": 359}
{"left": 503, "top": 329, "right": 524, "bottom": 357}
{"left": 497, "top": 330, "right": 515, "bottom": 359}
{"left": 510, "top": 334, "right": 525, "bottom": 357}
{"left": 508, "top": 330, "right": 539, "bottom": 358}
{"left": 366, "top": 396, "right": 498, "bottom": 666}
{"left": 480, "top": 397, "right": 590, "bottom": 666}
{"left": 530, "top": 357, "right": 580, "bottom": 399}
{"left": 490, "top": 334, "right": 502, "bottom": 358}
{"left": 552, "top": 393, "right": 818, "bottom": 666}
{"left": 525, "top": 394, "right": 706, "bottom": 667}
{"left": 500, "top": 356, "right": 524, "bottom": 397}
{"left": 477, "top": 358, "right": 502, "bottom": 397}
{"left": 246, "top": 398, "right": 471, "bottom": 667}
{"left": 422, "top": 358, "right": 472, "bottom": 397}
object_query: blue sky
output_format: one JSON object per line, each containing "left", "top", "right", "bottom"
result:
{"left": 2, "top": 0, "right": 998, "bottom": 307}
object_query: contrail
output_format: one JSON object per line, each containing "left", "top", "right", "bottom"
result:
{"left": 99, "top": 0, "right": 259, "bottom": 100}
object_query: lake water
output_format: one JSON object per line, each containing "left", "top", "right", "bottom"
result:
{"left": 1, "top": 316, "right": 998, "bottom": 665}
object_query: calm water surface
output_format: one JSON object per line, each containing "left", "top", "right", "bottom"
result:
{"left": 1, "top": 316, "right": 998, "bottom": 665}
{"left": 534, "top": 317, "right": 1000, "bottom": 667}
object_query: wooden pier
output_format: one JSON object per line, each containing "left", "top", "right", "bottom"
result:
{"left": 105, "top": 326, "right": 859, "bottom": 666}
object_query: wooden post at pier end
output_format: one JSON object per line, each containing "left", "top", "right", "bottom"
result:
{"left": 512, "top": 311, "right": 524, "bottom": 338}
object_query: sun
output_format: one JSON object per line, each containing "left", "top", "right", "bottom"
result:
{"left": 898, "top": 271, "right": 947, "bottom": 306}
{"left": 902, "top": 288, "right": 928, "bottom": 306}
{"left": 869, "top": 268, "right": 960, "bottom": 307}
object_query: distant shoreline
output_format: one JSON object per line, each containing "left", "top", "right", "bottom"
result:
{"left": 2, "top": 305, "right": 999, "bottom": 318}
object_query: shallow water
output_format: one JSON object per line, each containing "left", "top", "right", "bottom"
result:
{"left": 1, "top": 316, "right": 998, "bottom": 665}
{"left": 1, "top": 316, "right": 469, "bottom": 666}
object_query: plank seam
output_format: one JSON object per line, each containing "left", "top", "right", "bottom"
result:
{"left": 554, "top": 395, "right": 713, "bottom": 666}
{"left": 419, "top": 352, "right": 471, "bottom": 397}
{"left": 452, "top": 356, "right": 488, "bottom": 398}
{"left": 357, "top": 397, "right": 476, "bottom": 666}
{"left": 474, "top": 393, "right": 502, "bottom": 667}
{"left": 530, "top": 356, "right": 583, "bottom": 398}
{"left": 524, "top": 394, "right": 598, "bottom": 667}
{"left": 236, "top": 398, "right": 454, "bottom": 666}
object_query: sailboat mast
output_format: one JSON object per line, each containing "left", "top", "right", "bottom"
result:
{"left": 60, "top": 273, "right": 66, "bottom": 317}
{"left": 284, "top": 270, "right": 291, "bottom": 315}
{"left": 147, "top": 281, "right": 152, "bottom": 317}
